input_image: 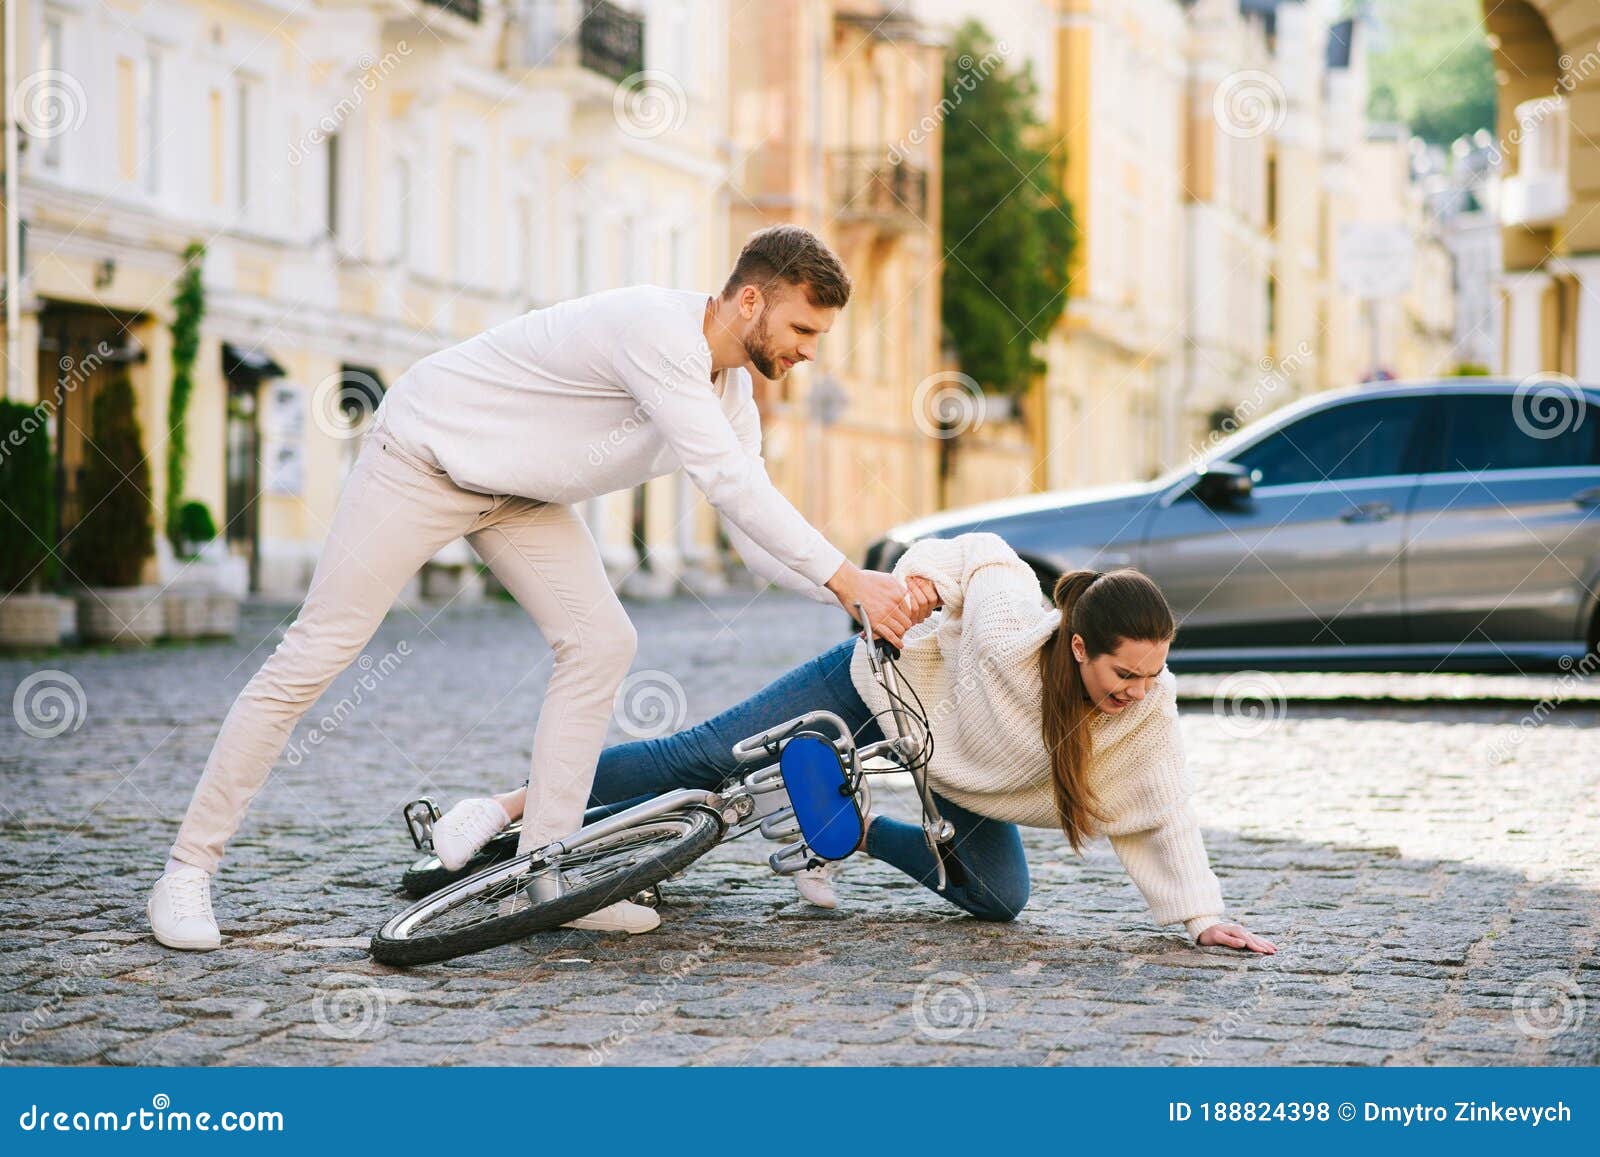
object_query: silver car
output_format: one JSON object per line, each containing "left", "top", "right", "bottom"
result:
{"left": 865, "top": 380, "right": 1600, "bottom": 671}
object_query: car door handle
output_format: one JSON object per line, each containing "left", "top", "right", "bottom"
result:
{"left": 1573, "top": 486, "right": 1600, "bottom": 508}
{"left": 1339, "top": 501, "right": 1393, "bottom": 523}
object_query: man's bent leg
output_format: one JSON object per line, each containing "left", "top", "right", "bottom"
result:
{"left": 468, "top": 501, "right": 637, "bottom": 854}
{"left": 169, "top": 438, "right": 489, "bottom": 873}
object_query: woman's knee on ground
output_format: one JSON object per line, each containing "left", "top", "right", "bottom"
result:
{"left": 959, "top": 874, "right": 1031, "bottom": 923}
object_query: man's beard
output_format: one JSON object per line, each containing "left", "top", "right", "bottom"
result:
{"left": 743, "top": 312, "right": 785, "bottom": 379}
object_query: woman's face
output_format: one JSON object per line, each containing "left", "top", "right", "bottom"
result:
{"left": 1071, "top": 634, "right": 1170, "bottom": 714}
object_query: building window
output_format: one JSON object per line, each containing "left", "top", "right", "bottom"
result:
{"left": 620, "top": 216, "right": 637, "bottom": 283}
{"left": 669, "top": 225, "right": 687, "bottom": 287}
{"left": 391, "top": 157, "right": 412, "bottom": 264}
{"left": 452, "top": 146, "right": 475, "bottom": 283}
{"left": 210, "top": 89, "right": 224, "bottom": 206}
{"left": 575, "top": 217, "right": 592, "bottom": 295}
{"left": 513, "top": 193, "right": 532, "bottom": 293}
{"left": 117, "top": 57, "right": 136, "bottom": 181}
{"left": 119, "top": 52, "right": 160, "bottom": 192}
{"left": 143, "top": 51, "right": 161, "bottom": 194}
{"left": 236, "top": 79, "right": 252, "bottom": 214}
{"left": 325, "top": 131, "right": 341, "bottom": 240}
{"left": 40, "top": 17, "right": 64, "bottom": 170}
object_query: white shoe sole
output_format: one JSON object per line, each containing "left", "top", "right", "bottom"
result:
{"left": 146, "top": 903, "right": 220, "bottom": 950}
{"left": 561, "top": 914, "right": 660, "bottom": 934}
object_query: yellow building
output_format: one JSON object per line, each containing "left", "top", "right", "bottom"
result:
{"left": 1040, "top": 0, "right": 1188, "bottom": 488}
{"left": 1481, "top": 0, "right": 1600, "bottom": 381}
{"left": 726, "top": 0, "right": 949, "bottom": 562}
{"left": 3, "top": 0, "right": 736, "bottom": 599}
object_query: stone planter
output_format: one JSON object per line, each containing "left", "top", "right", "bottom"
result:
{"left": 203, "top": 591, "right": 241, "bottom": 638}
{"left": 163, "top": 587, "right": 212, "bottom": 640}
{"left": 419, "top": 560, "right": 484, "bottom": 604}
{"left": 76, "top": 586, "right": 164, "bottom": 646}
{"left": 0, "top": 593, "right": 65, "bottom": 649}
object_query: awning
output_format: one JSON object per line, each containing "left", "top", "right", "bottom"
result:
{"left": 338, "top": 364, "right": 385, "bottom": 410}
{"left": 222, "top": 341, "right": 286, "bottom": 380}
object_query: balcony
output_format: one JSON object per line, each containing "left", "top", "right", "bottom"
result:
{"left": 511, "top": 0, "right": 645, "bottom": 83}
{"left": 831, "top": 150, "right": 929, "bottom": 228}
{"left": 1501, "top": 95, "right": 1570, "bottom": 229}
{"left": 421, "top": 0, "right": 481, "bottom": 20}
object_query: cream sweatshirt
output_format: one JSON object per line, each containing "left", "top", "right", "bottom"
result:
{"left": 378, "top": 285, "right": 844, "bottom": 600}
{"left": 849, "top": 532, "right": 1227, "bottom": 940}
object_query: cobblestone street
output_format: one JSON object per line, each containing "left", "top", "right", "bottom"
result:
{"left": 1, "top": 591, "right": 1597, "bottom": 1066}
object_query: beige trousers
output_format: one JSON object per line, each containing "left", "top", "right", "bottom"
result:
{"left": 169, "top": 414, "right": 636, "bottom": 874}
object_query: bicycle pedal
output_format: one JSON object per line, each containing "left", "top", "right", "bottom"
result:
{"left": 630, "top": 886, "right": 662, "bottom": 909}
{"left": 403, "top": 797, "right": 441, "bottom": 851}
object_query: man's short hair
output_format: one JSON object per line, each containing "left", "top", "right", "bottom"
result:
{"left": 721, "top": 225, "right": 852, "bottom": 308}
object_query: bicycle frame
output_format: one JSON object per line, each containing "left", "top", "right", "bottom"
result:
{"left": 402, "top": 601, "right": 960, "bottom": 890}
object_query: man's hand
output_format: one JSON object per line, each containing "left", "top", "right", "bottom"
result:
{"left": 826, "top": 563, "right": 911, "bottom": 647}
{"left": 903, "top": 575, "right": 941, "bottom": 628}
{"left": 1196, "top": 922, "right": 1277, "bottom": 954}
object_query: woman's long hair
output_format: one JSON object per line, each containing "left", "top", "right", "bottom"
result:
{"left": 1038, "top": 568, "right": 1176, "bottom": 853}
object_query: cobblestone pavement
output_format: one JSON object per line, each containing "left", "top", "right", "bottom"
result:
{"left": 1, "top": 591, "right": 1597, "bottom": 1067}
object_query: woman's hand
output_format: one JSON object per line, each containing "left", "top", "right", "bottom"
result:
{"left": 1197, "top": 922, "right": 1277, "bottom": 954}
{"left": 903, "top": 576, "right": 941, "bottom": 628}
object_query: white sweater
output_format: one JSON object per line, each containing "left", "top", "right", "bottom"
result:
{"left": 849, "top": 532, "right": 1226, "bottom": 940}
{"left": 377, "top": 285, "right": 843, "bottom": 601}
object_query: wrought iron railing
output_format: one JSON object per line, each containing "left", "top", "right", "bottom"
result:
{"left": 831, "top": 150, "right": 929, "bottom": 223}
{"left": 421, "top": 0, "right": 483, "bottom": 22}
{"left": 579, "top": 0, "right": 645, "bottom": 81}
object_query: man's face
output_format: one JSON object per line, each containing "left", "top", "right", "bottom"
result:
{"left": 740, "top": 286, "right": 838, "bottom": 380}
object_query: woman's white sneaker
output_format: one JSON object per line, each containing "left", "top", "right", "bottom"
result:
{"left": 562, "top": 900, "right": 660, "bottom": 934}
{"left": 147, "top": 866, "right": 221, "bottom": 950}
{"left": 794, "top": 865, "right": 838, "bottom": 909}
{"left": 432, "top": 797, "right": 511, "bottom": 871}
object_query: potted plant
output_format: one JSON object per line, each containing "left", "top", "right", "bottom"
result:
{"left": 62, "top": 372, "right": 162, "bottom": 645}
{"left": 164, "top": 499, "right": 220, "bottom": 639}
{"left": 0, "top": 399, "right": 63, "bottom": 648}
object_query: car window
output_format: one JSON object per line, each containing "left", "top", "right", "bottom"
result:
{"left": 1231, "top": 397, "right": 1429, "bottom": 487}
{"left": 1436, "top": 391, "right": 1598, "bottom": 473}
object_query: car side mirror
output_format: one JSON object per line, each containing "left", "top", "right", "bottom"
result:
{"left": 1193, "top": 460, "right": 1254, "bottom": 509}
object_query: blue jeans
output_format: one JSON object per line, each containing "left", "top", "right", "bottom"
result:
{"left": 585, "top": 637, "right": 1030, "bottom": 921}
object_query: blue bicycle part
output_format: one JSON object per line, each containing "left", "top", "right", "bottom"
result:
{"left": 779, "top": 732, "right": 863, "bottom": 861}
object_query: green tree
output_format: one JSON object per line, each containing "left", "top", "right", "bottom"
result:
{"left": 63, "top": 372, "right": 154, "bottom": 588}
{"left": 940, "top": 21, "right": 1076, "bottom": 395}
{"left": 166, "top": 241, "right": 205, "bottom": 552}
{"left": 1364, "top": 0, "right": 1496, "bottom": 145}
{"left": 0, "top": 401, "right": 57, "bottom": 592}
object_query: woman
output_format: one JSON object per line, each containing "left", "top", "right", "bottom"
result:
{"left": 434, "top": 532, "right": 1276, "bottom": 953}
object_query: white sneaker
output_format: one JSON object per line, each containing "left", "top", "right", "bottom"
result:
{"left": 562, "top": 900, "right": 661, "bottom": 934}
{"left": 794, "top": 864, "right": 838, "bottom": 909}
{"left": 147, "top": 866, "right": 221, "bottom": 950}
{"left": 432, "top": 797, "right": 511, "bottom": 871}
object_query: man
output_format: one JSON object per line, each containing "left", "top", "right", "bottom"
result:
{"left": 148, "top": 225, "right": 911, "bottom": 949}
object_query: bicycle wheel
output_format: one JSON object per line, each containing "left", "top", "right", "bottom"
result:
{"left": 400, "top": 825, "right": 524, "bottom": 898}
{"left": 370, "top": 807, "right": 723, "bottom": 967}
